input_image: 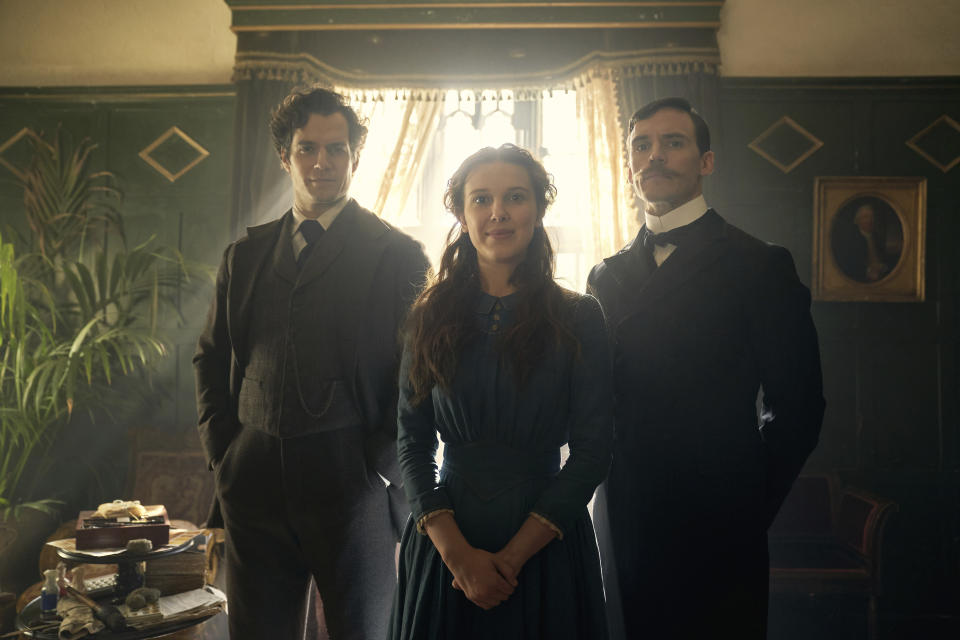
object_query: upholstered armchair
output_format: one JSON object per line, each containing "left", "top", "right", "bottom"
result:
{"left": 769, "top": 474, "right": 899, "bottom": 640}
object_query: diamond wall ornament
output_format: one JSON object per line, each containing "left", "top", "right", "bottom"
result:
{"left": 906, "top": 115, "right": 960, "bottom": 173}
{"left": 0, "top": 127, "right": 53, "bottom": 180}
{"left": 748, "top": 116, "right": 824, "bottom": 174}
{"left": 138, "top": 126, "right": 210, "bottom": 182}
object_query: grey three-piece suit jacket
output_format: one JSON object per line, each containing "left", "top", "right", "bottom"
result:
{"left": 194, "top": 199, "right": 430, "bottom": 528}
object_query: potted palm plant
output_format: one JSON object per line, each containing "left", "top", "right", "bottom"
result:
{"left": 0, "top": 130, "right": 189, "bottom": 594}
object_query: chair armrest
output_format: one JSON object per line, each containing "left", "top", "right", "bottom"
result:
{"left": 835, "top": 486, "right": 898, "bottom": 590}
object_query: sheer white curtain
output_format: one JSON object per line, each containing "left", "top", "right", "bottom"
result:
{"left": 343, "top": 80, "right": 638, "bottom": 287}
{"left": 575, "top": 71, "right": 640, "bottom": 266}
{"left": 348, "top": 91, "right": 444, "bottom": 226}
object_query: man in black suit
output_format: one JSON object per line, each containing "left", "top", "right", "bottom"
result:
{"left": 588, "top": 97, "right": 825, "bottom": 638}
{"left": 194, "top": 86, "right": 429, "bottom": 639}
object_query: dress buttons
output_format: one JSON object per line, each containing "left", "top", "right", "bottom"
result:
{"left": 490, "top": 300, "right": 504, "bottom": 332}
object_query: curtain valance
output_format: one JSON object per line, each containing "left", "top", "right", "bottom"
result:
{"left": 232, "top": 48, "right": 719, "bottom": 97}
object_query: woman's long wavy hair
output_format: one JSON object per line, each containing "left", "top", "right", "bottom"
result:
{"left": 404, "top": 144, "right": 579, "bottom": 405}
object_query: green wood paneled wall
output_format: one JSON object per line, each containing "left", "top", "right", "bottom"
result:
{"left": 713, "top": 77, "right": 960, "bottom": 624}
{"left": 0, "top": 85, "right": 236, "bottom": 442}
{"left": 2, "top": 77, "right": 958, "bottom": 630}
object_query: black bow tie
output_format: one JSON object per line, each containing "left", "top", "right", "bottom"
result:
{"left": 641, "top": 225, "right": 691, "bottom": 252}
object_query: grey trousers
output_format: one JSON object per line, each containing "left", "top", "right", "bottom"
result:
{"left": 216, "top": 425, "right": 400, "bottom": 640}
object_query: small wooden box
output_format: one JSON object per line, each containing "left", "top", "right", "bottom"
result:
{"left": 75, "top": 507, "right": 171, "bottom": 550}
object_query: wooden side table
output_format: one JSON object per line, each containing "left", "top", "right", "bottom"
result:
{"left": 16, "top": 596, "right": 220, "bottom": 639}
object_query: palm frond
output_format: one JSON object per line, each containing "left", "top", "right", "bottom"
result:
{"left": 1, "top": 129, "right": 193, "bottom": 507}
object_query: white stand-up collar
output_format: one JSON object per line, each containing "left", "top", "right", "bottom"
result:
{"left": 644, "top": 194, "right": 709, "bottom": 234}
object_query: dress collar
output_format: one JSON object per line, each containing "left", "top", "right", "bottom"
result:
{"left": 474, "top": 291, "right": 518, "bottom": 314}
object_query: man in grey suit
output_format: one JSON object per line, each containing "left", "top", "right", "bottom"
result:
{"left": 194, "top": 86, "right": 430, "bottom": 639}
{"left": 588, "top": 97, "right": 825, "bottom": 638}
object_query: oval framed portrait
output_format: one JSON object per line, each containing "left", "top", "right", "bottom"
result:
{"left": 813, "top": 177, "right": 926, "bottom": 302}
{"left": 830, "top": 195, "right": 904, "bottom": 284}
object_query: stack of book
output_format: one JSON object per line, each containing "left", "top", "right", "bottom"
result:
{"left": 118, "top": 586, "right": 226, "bottom": 630}
{"left": 144, "top": 549, "right": 206, "bottom": 594}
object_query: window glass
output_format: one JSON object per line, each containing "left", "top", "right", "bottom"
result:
{"left": 354, "top": 89, "right": 593, "bottom": 291}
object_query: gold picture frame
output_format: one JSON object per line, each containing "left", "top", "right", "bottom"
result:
{"left": 812, "top": 177, "right": 926, "bottom": 302}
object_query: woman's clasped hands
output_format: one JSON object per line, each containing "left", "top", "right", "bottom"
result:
{"left": 447, "top": 546, "right": 520, "bottom": 610}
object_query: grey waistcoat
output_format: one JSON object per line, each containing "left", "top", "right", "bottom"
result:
{"left": 237, "top": 213, "right": 374, "bottom": 438}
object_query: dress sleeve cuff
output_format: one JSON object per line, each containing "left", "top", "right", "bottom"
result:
{"left": 416, "top": 508, "right": 455, "bottom": 534}
{"left": 529, "top": 511, "right": 564, "bottom": 540}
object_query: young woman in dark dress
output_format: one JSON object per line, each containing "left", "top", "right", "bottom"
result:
{"left": 388, "top": 144, "right": 612, "bottom": 640}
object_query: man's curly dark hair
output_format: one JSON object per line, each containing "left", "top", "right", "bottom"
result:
{"left": 269, "top": 85, "right": 369, "bottom": 161}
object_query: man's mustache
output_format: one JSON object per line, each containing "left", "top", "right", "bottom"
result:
{"left": 641, "top": 169, "right": 677, "bottom": 179}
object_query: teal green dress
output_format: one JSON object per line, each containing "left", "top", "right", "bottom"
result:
{"left": 389, "top": 291, "right": 613, "bottom": 640}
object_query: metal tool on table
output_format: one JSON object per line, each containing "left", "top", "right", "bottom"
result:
{"left": 63, "top": 584, "right": 127, "bottom": 632}
{"left": 0, "top": 623, "right": 58, "bottom": 639}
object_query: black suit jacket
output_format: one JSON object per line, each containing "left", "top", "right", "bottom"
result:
{"left": 194, "top": 200, "right": 430, "bottom": 526}
{"left": 587, "top": 209, "right": 824, "bottom": 568}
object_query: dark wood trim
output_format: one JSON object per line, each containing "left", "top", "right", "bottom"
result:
{"left": 231, "top": 21, "right": 720, "bottom": 31}
{"left": 0, "top": 85, "right": 236, "bottom": 101}
{"left": 225, "top": 1, "right": 722, "bottom": 31}
{"left": 720, "top": 76, "right": 960, "bottom": 92}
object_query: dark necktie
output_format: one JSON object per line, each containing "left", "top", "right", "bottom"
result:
{"left": 297, "top": 219, "right": 324, "bottom": 268}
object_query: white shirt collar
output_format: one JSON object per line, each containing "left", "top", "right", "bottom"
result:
{"left": 291, "top": 197, "right": 350, "bottom": 235}
{"left": 644, "top": 194, "right": 709, "bottom": 234}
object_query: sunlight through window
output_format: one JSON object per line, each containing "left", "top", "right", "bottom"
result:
{"left": 352, "top": 88, "right": 595, "bottom": 292}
